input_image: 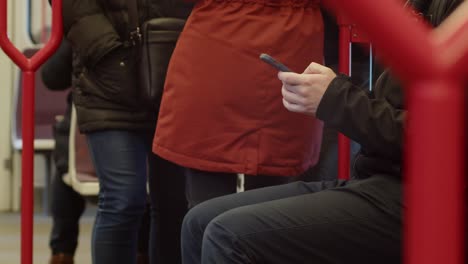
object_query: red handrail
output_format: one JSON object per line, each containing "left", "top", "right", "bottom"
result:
{"left": 337, "top": 14, "right": 351, "bottom": 179}
{"left": 0, "top": 0, "right": 63, "bottom": 263}
{"left": 336, "top": 12, "right": 371, "bottom": 180}
{"left": 324, "top": 1, "right": 467, "bottom": 264}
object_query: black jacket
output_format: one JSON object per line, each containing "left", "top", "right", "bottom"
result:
{"left": 63, "top": 0, "right": 192, "bottom": 132}
{"left": 42, "top": 39, "right": 73, "bottom": 91}
{"left": 317, "top": 71, "right": 404, "bottom": 178}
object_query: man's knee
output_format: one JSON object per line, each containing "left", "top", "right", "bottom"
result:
{"left": 201, "top": 212, "right": 253, "bottom": 263}
{"left": 202, "top": 215, "right": 234, "bottom": 245}
{"left": 182, "top": 200, "right": 222, "bottom": 240}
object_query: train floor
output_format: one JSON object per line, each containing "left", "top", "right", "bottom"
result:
{"left": 0, "top": 202, "right": 95, "bottom": 264}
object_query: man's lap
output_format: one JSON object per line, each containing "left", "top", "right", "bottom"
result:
{"left": 199, "top": 177, "right": 402, "bottom": 263}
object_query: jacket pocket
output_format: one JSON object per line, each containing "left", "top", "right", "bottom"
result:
{"left": 83, "top": 45, "right": 139, "bottom": 107}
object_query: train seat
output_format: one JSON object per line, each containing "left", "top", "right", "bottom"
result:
{"left": 63, "top": 105, "right": 99, "bottom": 196}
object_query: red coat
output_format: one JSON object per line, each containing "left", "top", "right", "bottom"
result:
{"left": 153, "top": 0, "right": 324, "bottom": 176}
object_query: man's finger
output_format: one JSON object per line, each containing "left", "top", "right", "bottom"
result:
{"left": 283, "top": 98, "right": 304, "bottom": 113}
{"left": 282, "top": 87, "right": 305, "bottom": 105}
{"left": 283, "top": 83, "right": 302, "bottom": 94}
{"left": 278, "top": 72, "right": 309, "bottom": 85}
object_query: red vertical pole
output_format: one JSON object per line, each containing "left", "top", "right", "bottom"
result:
{"left": 338, "top": 23, "right": 351, "bottom": 179}
{"left": 21, "top": 71, "right": 35, "bottom": 264}
{"left": 405, "top": 80, "right": 465, "bottom": 264}
{"left": 0, "top": 0, "right": 62, "bottom": 263}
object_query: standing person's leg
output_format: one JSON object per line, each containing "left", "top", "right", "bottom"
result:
{"left": 182, "top": 180, "right": 342, "bottom": 264}
{"left": 185, "top": 168, "right": 237, "bottom": 208}
{"left": 87, "top": 131, "right": 148, "bottom": 264}
{"left": 49, "top": 170, "right": 86, "bottom": 263}
{"left": 148, "top": 154, "right": 187, "bottom": 264}
{"left": 136, "top": 203, "right": 150, "bottom": 264}
{"left": 198, "top": 176, "right": 401, "bottom": 264}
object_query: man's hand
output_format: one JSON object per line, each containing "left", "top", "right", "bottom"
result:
{"left": 278, "top": 62, "right": 336, "bottom": 116}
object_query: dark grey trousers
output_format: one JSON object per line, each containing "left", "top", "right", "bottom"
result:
{"left": 182, "top": 175, "right": 402, "bottom": 264}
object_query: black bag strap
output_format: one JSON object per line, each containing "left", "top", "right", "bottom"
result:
{"left": 126, "top": 0, "right": 142, "bottom": 46}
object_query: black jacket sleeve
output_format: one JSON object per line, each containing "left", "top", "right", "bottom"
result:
{"left": 41, "top": 39, "right": 73, "bottom": 90}
{"left": 316, "top": 74, "right": 405, "bottom": 162}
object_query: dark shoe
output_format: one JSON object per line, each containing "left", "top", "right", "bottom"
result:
{"left": 49, "top": 253, "right": 74, "bottom": 264}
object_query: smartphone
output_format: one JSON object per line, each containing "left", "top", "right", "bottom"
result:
{"left": 259, "top": 53, "right": 292, "bottom": 72}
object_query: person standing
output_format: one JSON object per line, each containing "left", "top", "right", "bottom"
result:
{"left": 153, "top": 0, "right": 325, "bottom": 208}
{"left": 62, "top": 0, "right": 192, "bottom": 263}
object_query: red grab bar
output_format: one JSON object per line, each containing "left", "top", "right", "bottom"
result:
{"left": 0, "top": 0, "right": 62, "bottom": 263}
{"left": 336, "top": 14, "right": 351, "bottom": 180}
{"left": 336, "top": 12, "right": 370, "bottom": 180}
{"left": 324, "top": 1, "right": 468, "bottom": 264}
{"left": 337, "top": 14, "right": 352, "bottom": 180}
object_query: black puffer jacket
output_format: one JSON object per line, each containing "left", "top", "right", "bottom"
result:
{"left": 63, "top": 0, "right": 192, "bottom": 132}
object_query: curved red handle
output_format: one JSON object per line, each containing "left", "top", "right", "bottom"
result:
{"left": 325, "top": 0, "right": 437, "bottom": 82}
{"left": 0, "top": 0, "right": 62, "bottom": 71}
{"left": 325, "top": 1, "right": 468, "bottom": 264}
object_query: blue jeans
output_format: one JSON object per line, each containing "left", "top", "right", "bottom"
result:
{"left": 87, "top": 130, "right": 187, "bottom": 264}
{"left": 87, "top": 131, "right": 150, "bottom": 264}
